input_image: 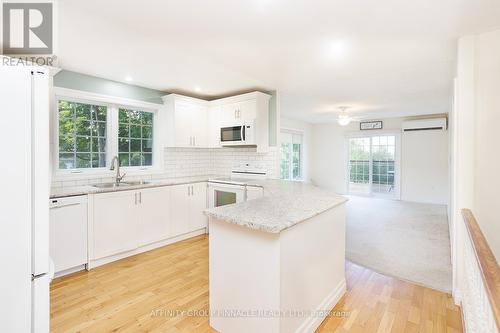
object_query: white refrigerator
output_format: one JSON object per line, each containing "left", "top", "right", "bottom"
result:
{"left": 0, "top": 65, "right": 52, "bottom": 332}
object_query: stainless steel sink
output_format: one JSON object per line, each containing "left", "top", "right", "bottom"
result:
{"left": 123, "top": 180, "right": 151, "bottom": 186}
{"left": 92, "top": 180, "right": 151, "bottom": 189}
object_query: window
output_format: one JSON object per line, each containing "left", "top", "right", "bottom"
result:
{"left": 58, "top": 100, "right": 107, "bottom": 169}
{"left": 118, "top": 108, "right": 154, "bottom": 167}
{"left": 280, "top": 131, "right": 302, "bottom": 180}
{"left": 55, "top": 90, "right": 159, "bottom": 174}
{"left": 348, "top": 135, "right": 397, "bottom": 198}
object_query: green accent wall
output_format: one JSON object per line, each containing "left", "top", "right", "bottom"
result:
{"left": 54, "top": 70, "right": 166, "bottom": 104}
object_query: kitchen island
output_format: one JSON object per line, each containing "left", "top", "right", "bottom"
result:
{"left": 204, "top": 181, "right": 348, "bottom": 333}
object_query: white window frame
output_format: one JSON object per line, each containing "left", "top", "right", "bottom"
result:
{"left": 280, "top": 128, "right": 304, "bottom": 181}
{"left": 344, "top": 130, "right": 401, "bottom": 200}
{"left": 52, "top": 88, "right": 163, "bottom": 181}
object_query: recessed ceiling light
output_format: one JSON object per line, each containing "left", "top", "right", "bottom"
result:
{"left": 125, "top": 76, "right": 133, "bottom": 82}
{"left": 194, "top": 86, "right": 202, "bottom": 93}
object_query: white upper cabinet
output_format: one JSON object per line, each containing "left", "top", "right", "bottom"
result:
{"left": 207, "top": 105, "right": 221, "bottom": 148}
{"left": 163, "top": 95, "right": 208, "bottom": 148}
{"left": 162, "top": 92, "right": 271, "bottom": 151}
{"left": 219, "top": 99, "right": 257, "bottom": 125}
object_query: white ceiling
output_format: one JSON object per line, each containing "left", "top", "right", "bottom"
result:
{"left": 56, "top": 0, "right": 500, "bottom": 123}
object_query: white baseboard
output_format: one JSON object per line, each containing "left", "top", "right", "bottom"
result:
{"left": 53, "top": 264, "right": 87, "bottom": 279}
{"left": 88, "top": 228, "right": 207, "bottom": 269}
{"left": 295, "top": 278, "right": 347, "bottom": 333}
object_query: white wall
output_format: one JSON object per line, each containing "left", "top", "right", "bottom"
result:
{"left": 452, "top": 29, "right": 500, "bottom": 327}
{"left": 280, "top": 117, "right": 313, "bottom": 182}
{"left": 401, "top": 130, "right": 449, "bottom": 204}
{"left": 310, "top": 117, "right": 449, "bottom": 205}
{"left": 310, "top": 123, "right": 348, "bottom": 193}
{"left": 311, "top": 118, "right": 404, "bottom": 194}
{"left": 473, "top": 29, "right": 500, "bottom": 260}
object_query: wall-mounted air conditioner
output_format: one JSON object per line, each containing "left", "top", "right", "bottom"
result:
{"left": 402, "top": 118, "right": 447, "bottom": 132}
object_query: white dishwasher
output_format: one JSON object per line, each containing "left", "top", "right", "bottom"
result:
{"left": 49, "top": 195, "right": 88, "bottom": 277}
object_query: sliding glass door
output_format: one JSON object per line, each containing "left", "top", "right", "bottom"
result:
{"left": 348, "top": 135, "right": 398, "bottom": 198}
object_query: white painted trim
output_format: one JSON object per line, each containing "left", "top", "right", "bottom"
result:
{"left": 53, "top": 264, "right": 86, "bottom": 279}
{"left": 295, "top": 279, "right": 347, "bottom": 333}
{"left": 87, "top": 228, "right": 206, "bottom": 269}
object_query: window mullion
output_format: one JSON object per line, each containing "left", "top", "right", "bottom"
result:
{"left": 108, "top": 104, "right": 119, "bottom": 167}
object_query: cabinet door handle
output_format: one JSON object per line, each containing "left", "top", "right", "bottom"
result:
{"left": 187, "top": 186, "right": 190, "bottom": 196}
{"left": 135, "top": 193, "right": 137, "bottom": 205}
{"left": 139, "top": 192, "right": 142, "bottom": 204}
{"left": 193, "top": 136, "right": 196, "bottom": 146}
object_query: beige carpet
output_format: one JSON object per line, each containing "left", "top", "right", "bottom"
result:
{"left": 345, "top": 195, "right": 452, "bottom": 292}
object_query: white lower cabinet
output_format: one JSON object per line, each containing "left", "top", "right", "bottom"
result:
{"left": 137, "top": 186, "right": 171, "bottom": 247}
{"left": 170, "top": 183, "right": 208, "bottom": 236}
{"left": 190, "top": 182, "right": 208, "bottom": 230}
{"left": 93, "top": 190, "right": 138, "bottom": 260}
{"left": 170, "top": 184, "right": 191, "bottom": 236}
{"left": 91, "top": 183, "right": 207, "bottom": 264}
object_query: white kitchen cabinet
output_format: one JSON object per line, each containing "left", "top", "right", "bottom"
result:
{"left": 170, "top": 183, "right": 208, "bottom": 236}
{"left": 170, "top": 184, "right": 191, "bottom": 236}
{"left": 49, "top": 195, "right": 88, "bottom": 275}
{"left": 237, "top": 99, "right": 257, "bottom": 121}
{"left": 162, "top": 92, "right": 271, "bottom": 151}
{"left": 219, "top": 99, "right": 257, "bottom": 124}
{"left": 163, "top": 95, "right": 208, "bottom": 148}
{"left": 93, "top": 190, "right": 138, "bottom": 260}
{"left": 208, "top": 105, "right": 221, "bottom": 148}
{"left": 137, "top": 186, "right": 171, "bottom": 247}
{"left": 246, "top": 186, "right": 264, "bottom": 201}
{"left": 189, "top": 182, "right": 208, "bottom": 230}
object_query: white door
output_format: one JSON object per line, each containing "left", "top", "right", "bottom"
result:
{"left": 237, "top": 99, "right": 257, "bottom": 121}
{"left": 220, "top": 102, "right": 238, "bottom": 124}
{"left": 208, "top": 106, "right": 221, "bottom": 148}
{"left": 174, "top": 101, "right": 194, "bottom": 147}
{"left": 93, "top": 190, "right": 138, "bottom": 259}
{"left": 189, "top": 183, "right": 208, "bottom": 230}
{"left": 137, "top": 187, "right": 171, "bottom": 247}
{"left": 192, "top": 105, "right": 208, "bottom": 147}
{"left": 348, "top": 135, "right": 399, "bottom": 198}
{"left": 170, "top": 184, "right": 191, "bottom": 236}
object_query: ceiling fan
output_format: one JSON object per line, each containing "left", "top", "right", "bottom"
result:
{"left": 336, "top": 106, "right": 362, "bottom": 126}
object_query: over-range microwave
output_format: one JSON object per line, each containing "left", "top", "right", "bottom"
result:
{"left": 220, "top": 121, "right": 255, "bottom": 146}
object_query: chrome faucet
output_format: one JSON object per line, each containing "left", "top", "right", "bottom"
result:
{"left": 110, "top": 156, "right": 125, "bottom": 184}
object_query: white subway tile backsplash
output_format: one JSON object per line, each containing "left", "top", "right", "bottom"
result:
{"left": 53, "top": 147, "right": 278, "bottom": 188}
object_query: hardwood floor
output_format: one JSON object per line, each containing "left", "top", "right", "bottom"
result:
{"left": 50, "top": 235, "right": 462, "bottom": 332}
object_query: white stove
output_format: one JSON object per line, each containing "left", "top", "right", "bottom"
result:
{"left": 208, "top": 164, "right": 267, "bottom": 208}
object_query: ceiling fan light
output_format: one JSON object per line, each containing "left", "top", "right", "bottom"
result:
{"left": 337, "top": 114, "right": 352, "bottom": 126}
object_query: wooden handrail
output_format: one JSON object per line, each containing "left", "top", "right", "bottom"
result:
{"left": 462, "top": 209, "right": 500, "bottom": 330}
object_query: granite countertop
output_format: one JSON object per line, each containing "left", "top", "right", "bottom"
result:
{"left": 50, "top": 175, "right": 220, "bottom": 198}
{"left": 204, "top": 180, "right": 348, "bottom": 233}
